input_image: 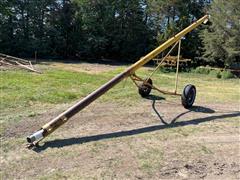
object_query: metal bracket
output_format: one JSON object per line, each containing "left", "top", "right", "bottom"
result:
{"left": 130, "top": 74, "right": 181, "bottom": 96}
{"left": 131, "top": 40, "right": 182, "bottom": 97}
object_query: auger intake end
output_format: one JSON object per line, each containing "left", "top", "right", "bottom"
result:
{"left": 27, "top": 129, "right": 44, "bottom": 144}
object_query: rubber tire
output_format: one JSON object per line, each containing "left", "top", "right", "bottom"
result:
{"left": 181, "top": 84, "right": 196, "bottom": 109}
{"left": 138, "top": 78, "right": 153, "bottom": 97}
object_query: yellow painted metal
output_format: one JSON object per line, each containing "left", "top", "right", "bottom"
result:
{"left": 127, "top": 15, "right": 209, "bottom": 74}
{"left": 26, "top": 15, "right": 209, "bottom": 147}
{"left": 130, "top": 74, "right": 181, "bottom": 96}
{"left": 147, "top": 41, "right": 179, "bottom": 81}
{"left": 174, "top": 40, "right": 181, "bottom": 93}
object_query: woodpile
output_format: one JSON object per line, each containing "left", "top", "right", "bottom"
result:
{"left": 0, "top": 53, "right": 41, "bottom": 73}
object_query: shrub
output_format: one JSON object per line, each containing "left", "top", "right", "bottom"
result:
{"left": 209, "top": 69, "right": 221, "bottom": 78}
{"left": 194, "top": 66, "right": 210, "bottom": 74}
{"left": 221, "top": 71, "right": 234, "bottom": 79}
{"left": 159, "top": 67, "right": 176, "bottom": 73}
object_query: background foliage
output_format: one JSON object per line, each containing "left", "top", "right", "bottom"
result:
{"left": 0, "top": 0, "right": 239, "bottom": 67}
{"left": 201, "top": 0, "right": 240, "bottom": 67}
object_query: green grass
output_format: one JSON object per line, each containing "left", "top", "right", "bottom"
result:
{"left": 1, "top": 63, "right": 239, "bottom": 180}
{"left": 0, "top": 69, "right": 106, "bottom": 109}
{"left": 200, "top": 145, "right": 213, "bottom": 154}
{"left": 138, "top": 147, "right": 164, "bottom": 174}
{"left": 0, "top": 65, "right": 239, "bottom": 130}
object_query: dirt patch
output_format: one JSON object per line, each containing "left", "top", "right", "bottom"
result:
{"left": 2, "top": 104, "right": 69, "bottom": 138}
{"left": 160, "top": 160, "right": 239, "bottom": 179}
{"left": 1, "top": 98, "right": 240, "bottom": 179}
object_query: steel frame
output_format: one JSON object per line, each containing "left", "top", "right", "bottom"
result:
{"left": 26, "top": 15, "right": 209, "bottom": 148}
{"left": 130, "top": 39, "right": 183, "bottom": 96}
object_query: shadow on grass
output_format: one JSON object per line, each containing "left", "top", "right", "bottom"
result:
{"left": 151, "top": 97, "right": 216, "bottom": 125}
{"left": 144, "top": 94, "right": 166, "bottom": 101}
{"left": 33, "top": 109, "right": 240, "bottom": 152}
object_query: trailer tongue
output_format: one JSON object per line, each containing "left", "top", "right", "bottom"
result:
{"left": 27, "top": 15, "right": 209, "bottom": 148}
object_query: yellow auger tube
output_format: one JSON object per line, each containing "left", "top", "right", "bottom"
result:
{"left": 128, "top": 15, "right": 209, "bottom": 73}
{"left": 27, "top": 15, "right": 209, "bottom": 146}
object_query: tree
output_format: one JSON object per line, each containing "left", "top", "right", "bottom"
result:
{"left": 0, "top": 0, "right": 16, "bottom": 55}
{"left": 47, "top": 0, "right": 80, "bottom": 58}
{"left": 201, "top": 0, "right": 240, "bottom": 67}
{"left": 74, "top": 0, "right": 152, "bottom": 60}
{"left": 113, "top": 0, "right": 152, "bottom": 60}
{"left": 3, "top": 0, "right": 237, "bottom": 68}
{"left": 146, "top": 0, "right": 209, "bottom": 59}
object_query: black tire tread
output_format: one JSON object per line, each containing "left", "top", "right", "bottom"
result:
{"left": 138, "top": 78, "right": 153, "bottom": 97}
{"left": 181, "top": 84, "right": 196, "bottom": 108}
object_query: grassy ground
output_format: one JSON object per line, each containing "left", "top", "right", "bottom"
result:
{"left": 0, "top": 62, "right": 239, "bottom": 179}
{"left": 1, "top": 64, "right": 239, "bottom": 124}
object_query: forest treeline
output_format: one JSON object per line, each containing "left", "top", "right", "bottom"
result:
{"left": 0, "top": 0, "right": 239, "bottom": 67}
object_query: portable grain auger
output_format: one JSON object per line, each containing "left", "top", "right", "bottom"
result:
{"left": 27, "top": 15, "right": 210, "bottom": 148}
